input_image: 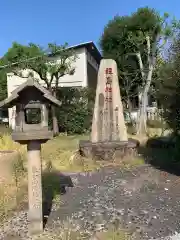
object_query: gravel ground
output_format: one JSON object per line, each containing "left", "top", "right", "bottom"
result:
{"left": 1, "top": 165, "right": 180, "bottom": 239}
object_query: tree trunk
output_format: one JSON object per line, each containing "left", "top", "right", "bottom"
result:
{"left": 50, "top": 89, "right": 59, "bottom": 136}
{"left": 51, "top": 105, "right": 59, "bottom": 136}
{"left": 137, "top": 91, "right": 148, "bottom": 135}
{"left": 126, "top": 98, "right": 134, "bottom": 123}
{"left": 137, "top": 65, "right": 153, "bottom": 135}
{"left": 127, "top": 98, "right": 137, "bottom": 134}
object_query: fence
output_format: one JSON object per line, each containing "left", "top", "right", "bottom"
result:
{"left": 124, "top": 107, "right": 164, "bottom": 123}
{"left": 146, "top": 108, "right": 163, "bottom": 121}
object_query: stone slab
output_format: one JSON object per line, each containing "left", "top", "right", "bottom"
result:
{"left": 91, "top": 59, "right": 128, "bottom": 143}
{"left": 12, "top": 131, "right": 53, "bottom": 144}
{"left": 79, "top": 138, "right": 139, "bottom": 161}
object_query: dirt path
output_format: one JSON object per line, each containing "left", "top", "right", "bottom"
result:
{"left": 1, "top": 165, "right": 180, "bottom": 239}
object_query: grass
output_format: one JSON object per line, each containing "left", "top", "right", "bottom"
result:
{"left": 0, "top": 132, "right": 27, "bottom": 221}
{"left": 33, "top": 225, "right": 132, "bottom": 240}
{"left": 0, "top": 178, "right": 27, "bottom": 221}
{"left": 0, "top": 149, "right": 27, "bottom": 222}
{"left": 98, "top": 227, "right": 132, "bottom": 240}
{"left": 0, "top": 133, "right": 101, "bottom": 221}
{"left": 118, "top": 157, "right": 145, "bottom": 170}
{"left": 41, "top": 134, "right": 101, "bottom": 172}
{"left": 0, "top": 132, "right": 145, "bottom": 225}
{"left": 0, "top": 134, "right": 23, "bottom": 151}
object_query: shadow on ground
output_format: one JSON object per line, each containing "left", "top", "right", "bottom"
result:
{"left": 139, "top": 134, "right": 180, "bottom": 176}
{"left": 42, "top": 170, "right": 74, "bottom": 227}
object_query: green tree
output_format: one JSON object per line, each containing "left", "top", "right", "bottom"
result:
{"left": 0, "top": 70, "right": 7, "bottom": 101}
{"left": 156, "top": 34, "right": 180, "bottom": 134}
{"left": 1, "top": 42, "right": 77, "bottom": 135}
{"left": 100, "top": 7, "right": 179, "bottom": 135}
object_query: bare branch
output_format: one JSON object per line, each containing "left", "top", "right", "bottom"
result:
{"left": 119, "top": 69, "right": 140, "bottom": 76}
{"left": 49, "top": 73, "right": 55, "bottom": 86}
{"left": 126, "top": 52, "right": 145, "bottom": 80}
{"left": 121, "top": 92, "right": 139, "bottom": 101}
{"left": 135, "top": 52, "right": 145, "bottom": 80}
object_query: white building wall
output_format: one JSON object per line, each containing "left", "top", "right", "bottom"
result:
{"left": 7, "top": 47, "right": 87, "bottom": 128}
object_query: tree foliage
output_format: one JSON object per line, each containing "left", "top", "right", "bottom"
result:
{"left": 101, "top": 7, "right": 161, "bottom": 96}
{"left": 157, "top": 34, "right": 180, "bottom": 134}
{"left": 0, "top": 42, "right": 77, "bottom": 134}
{"left": 55, "top": 87, "right": 95, "bottom": 134}
{"left": 100, "top": 7, "right": 179, "bottom": 134}
{"left": 1, "top": 42, "right": 76, "bottom": 90}
{"left": 0, "top": 70, "right": 7, "bottom": 101}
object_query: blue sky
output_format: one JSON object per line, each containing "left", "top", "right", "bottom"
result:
{"left": 0, "top": 0, "right": 179, "bottom": 56}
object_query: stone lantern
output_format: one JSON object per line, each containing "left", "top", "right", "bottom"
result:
{"left": 0, "top": 79, "right": 61, "bottom": 235}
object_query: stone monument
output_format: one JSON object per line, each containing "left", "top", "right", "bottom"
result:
{"left": 79, "top": 59, "right": 138, "bottom": 160}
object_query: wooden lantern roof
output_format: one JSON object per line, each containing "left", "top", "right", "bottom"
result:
{"left": 0, "top": 79, "right": 61, "bottom": 108}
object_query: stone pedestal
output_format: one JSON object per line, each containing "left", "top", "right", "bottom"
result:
{"left": 27, "top": 141, "right": 43, "bottom": 235}
{"left": 79, "top": 138, "right": 139, "bottom": 161}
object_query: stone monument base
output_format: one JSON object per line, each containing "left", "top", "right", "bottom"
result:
{"left": 79, "top": 138, "right": 139, "bottom": 161}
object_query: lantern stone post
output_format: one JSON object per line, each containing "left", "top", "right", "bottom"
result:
{"left": 27, "top": 140, "right": 43, "bottom": 233}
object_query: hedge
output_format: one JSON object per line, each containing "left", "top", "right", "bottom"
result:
{"left": 55, "top": 87, "right": 95, "bottom": 134}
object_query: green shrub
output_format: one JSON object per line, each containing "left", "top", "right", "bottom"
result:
{"left": 126, "top": 123, "right": 137, "bottom": 135}
{"left": 171, "top": 135, "right": 180, "bottom": 162}
{"left": 0, "top": 124, "right": 12, "bottom": 135}
{"left": 55, "top": 87, "right": 95, "bottom": 134}
{"left": 147, "top": 119, "right": 167, "bottom": 129}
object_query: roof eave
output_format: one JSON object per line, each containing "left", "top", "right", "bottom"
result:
{"left": 49, "top": 41, "right": 102, "bottom": 63}
{"left": 0, "top": 79, "right": 62, "bottom": 108}
{"left": 0, "top": 94, "right": 19, "bottom": 108}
